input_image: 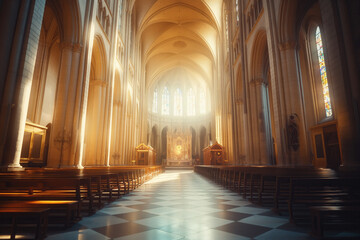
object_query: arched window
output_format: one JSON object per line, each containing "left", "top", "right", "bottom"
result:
{"left": 174, "top": 88, "right": 183, "bottom": 116}
{"left": 199, "top": 88, "right": 206, "bottom": 114}
{"left": 162, "top": 87, "right": 169, "bottom": 115}
{"left": 187, "top": 88, "right": 195, "bottom": 116}
{"left": 235, "top": 0, "right": 239, "bottom": 24}
{"left": 315, "top": 26, "right": 332, "bottom": 118}
{"left": 152, "top": 88, "right": 158, "bottom": 113}
{"left": 225, "top": 13, "right": 229, "bottom": 51}
{"left": 118, "top": 0, "right": 123, "bottom": 28}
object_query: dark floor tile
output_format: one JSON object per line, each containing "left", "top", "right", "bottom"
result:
{"left": 215, "top": 222, "right": 271, "bottom": 238}
{"left": 210, "top": 211, "right": 252, "bottom": 221}
{"left": 277, "top": 222, "right": 310, "bottom": 234}
{"left": 93, "top": 222, "right": 153, "bottom": 238}
{"left": 257, "top": 209, "right": 282, "bottom": 217}
{"left": 127, "top": 203, "right": 161, "bottom": 210}
{"left": 48, "top": 222, "right": 89, "bottom": 235}
{"left": 208, "top": 203, "right": 240, "bottom": 210}
{"left": 114, "top": 211, "right": 158, "bottom": 221}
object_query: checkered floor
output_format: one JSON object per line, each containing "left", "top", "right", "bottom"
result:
{"left": 46, "top": 170, "right": 358, "bottom": 240}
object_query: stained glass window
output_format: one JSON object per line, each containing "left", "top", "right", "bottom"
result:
{"left": 162, "top": 87, "right": 169, "bottom": 115}
{"left": 235, "top": 0, "right": 239, "bottom": 24}
{"left": 174, "top": 88, "right": 183, "bottom": 116}
{"left": 187, "top": 88, "right": 195, "bottom": 116}
{"left": 315, "top": 26, "right": 332, "bottom": 118}
{"left": 152, "top": 88, "right": 158, "bottom": 113}
{"left": 200, "top": 89, "right": 206, "bottom": 114}
{"left": 225, "top": 13, "right": 229, "bottom": 51}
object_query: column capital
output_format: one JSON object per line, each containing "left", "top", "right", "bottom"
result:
{"left": 278, "top": 41, "right": 296, "bottom": 51}
{"left": 235, "top": 97, "right": 243, "bottom": 104}
{"left": 250, "top": 78, "right": 264, "bottom": 86}
{"left": 91, "top": 79, "right": 107, "bottom": 87}
{"left": 113, "top": 100, "right": 122, "bottom": 106}
{"left": 73, "top": 43, "right": 82, "bottom": 53}
{"left": 61, "top": 42, "right": 83, "bottom": 52}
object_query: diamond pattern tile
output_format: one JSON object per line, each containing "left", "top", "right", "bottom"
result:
{"left": 45, "top": 169, "right": 335, "bottom": 240}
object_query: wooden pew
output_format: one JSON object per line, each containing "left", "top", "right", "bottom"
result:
{"left": 0, "top": 207, "right": 49, "bottom": 240}
{"left": 310, "top": 205, "right": 360, "bottom": 239}
{"left": 288, "top": 177, "right": 358, "bottom": 223}
{"left": 0, "top": 176, "right": 93, "bottom": 215}
{"left": 0, "top": 200, "right": 78, "bottom": 227}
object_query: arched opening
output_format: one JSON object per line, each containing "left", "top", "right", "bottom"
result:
{"left": 297, "top": 3, "right": 340, "bottom": 169}
{"left": 262, "top": 47, "right": 276, "bottom": 165}
{"left": 151, "top": 125, "right": 159, "bottom": 160}
{"left": 161, "top": 126, "right": 168, "bottom": 165}
{"left": 199, "top": 126, "right": 206, "bottom": 164}
{"left": 235, "top": 66, "right": 246, "bottom": 164}
{"left": 84, "top": 36, "right": 107, "bottom": 166}
{"left": 190, "top": 126, "right": 197, "bottom": 163}
{"left": 146, "top": 122, "right": 150, "bottom": 145}
{"left": 251, "top": 30, "right": 276, "bottom": 165}
{"left": 25, "top": 3, "right": 62, "bottom": 168}
{"left": 27, "top": 8, "right": 61, "bottom": 127}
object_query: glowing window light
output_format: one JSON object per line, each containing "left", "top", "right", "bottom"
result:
{"left": 315, "top": 26, "right": 332, "bottom": 118}
{"left": 236, "top": 0, "right": 239, "bottom": 23}
{"left": 162, "top": 87, "right": 170, "bottom": 115}
{"left": 225, "top": 13, "right": 229, "bottom": 51}
{"left": 152, "top": 88, "right": 158, "bottom": 113}
{"left": 187, "top": 88, "right": 195, "bottom": 116}
{"left": 200, "top": 89, "right": 206, "bottom": 114}
{"left": 174, "top": 88, "right": 183, "bottom": 116}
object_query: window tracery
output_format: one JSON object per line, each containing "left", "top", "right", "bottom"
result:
{"left": 162, "top": 87, "right": 170, "bottom": 115}
{"left": 174, "top": 88, "right": 183, "bottom": 116}
{"left": 315, "top": 26, "right": 332, "bottom": 118}
{"left": 200, "top": 89, "right": 206, "bottom": 114}
{"left": 152, "top": 88, "right": 158, "bottom": 113}
{"left": 187, "top": 88, "right": 195, "bottom": 116}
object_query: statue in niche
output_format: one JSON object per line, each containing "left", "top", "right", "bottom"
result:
{"left": 287, "top": 113, "right": 299, "bottom": 151}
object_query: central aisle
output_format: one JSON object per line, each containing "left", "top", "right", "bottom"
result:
{"left": 47, "top": 170, "right": 314, "bottom": 240}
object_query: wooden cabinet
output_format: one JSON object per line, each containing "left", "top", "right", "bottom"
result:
{"left": 20, "top": 122, "right": 47, "bottom": 167}
{"left": 311, "top": 121, "right": 342, "bottom": 169}
{"left": 135, "top": 143, "right": 156, "bottom": 165}
{"left": 203, "top": 142, "right": 225, "bottom": 165}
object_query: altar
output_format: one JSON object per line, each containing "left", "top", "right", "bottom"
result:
{"left": 166, "top": 129, "right": 192, "bottom": 166}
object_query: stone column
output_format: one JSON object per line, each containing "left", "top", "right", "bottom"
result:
{"left": 0, "top": 0, "right": 46, "bottom": 170}
{"left": 278, "top": 42, "right": 309, "bottom": 166}
{"left": 47, "top": 42, "right": 76, "bottom": 168}
{"left": 63, "top": 44, "right": 81, "bottom": 167}
{"left": 319, "top": 0, "right": 359, "bottom": 166}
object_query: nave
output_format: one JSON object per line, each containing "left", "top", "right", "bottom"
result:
{"left": 47, "top": 170, "right": 320, "bottom": 240}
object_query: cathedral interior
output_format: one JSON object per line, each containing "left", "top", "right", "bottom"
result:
{"left": 0, "top": 0, "right": 359, "bottom": 239}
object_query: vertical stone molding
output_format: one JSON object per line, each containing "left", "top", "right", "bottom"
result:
{"left": 278, "top": 40, "right": 308, "bottom": 165}
{"left": 47, "top": 42, "right": 83, "bottom": 168}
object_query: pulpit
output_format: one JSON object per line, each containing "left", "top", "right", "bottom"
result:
{"left": 203, "top": 142, "right": 225, "bottom": 165}
{"left": 135, "top": 143, "right": 156, "bottom": 165}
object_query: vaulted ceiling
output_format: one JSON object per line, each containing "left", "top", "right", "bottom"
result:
{"left": 133, "top": 0, "right": 224, "bottom": 90}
